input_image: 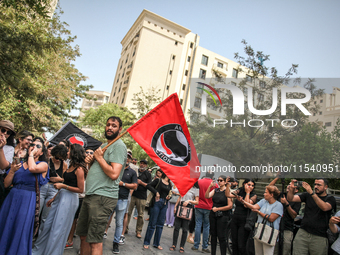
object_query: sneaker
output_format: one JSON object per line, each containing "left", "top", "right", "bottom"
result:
{"left": 119, "top": 235, "right": 125, "bottom": 245}
{"left": 65, "top": 242, "right": 73, "bottom": 249}
{"left": 202, "top": 248, "right": 210, "bottom": 253}
{"left": 103, "top": 233, "right": 107, "bottom": 239}
{"left": 191, "top": 246, "right": 198, "bottom": 251}
{"left": 113, "top": 242, "right": 120, "bottom": 254}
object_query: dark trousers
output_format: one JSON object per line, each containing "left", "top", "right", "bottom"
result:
{"left": 209, "top": 211, "right": 229, "bottom": 255}
{"left": 189, "top": 208, "right": 196, "bottom": 233}
{"left": 231, "top": 213, "right": 250, "bottom": 255}
{"left": 172, "top": 216, "right": 190, "bottom": 248}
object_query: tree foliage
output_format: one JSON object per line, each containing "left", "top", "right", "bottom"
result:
{"left": 131, "top": 86, "right": 161, "bottom": 119}
{"left": 0, "top": 2, "right": 92, "bottom": 133}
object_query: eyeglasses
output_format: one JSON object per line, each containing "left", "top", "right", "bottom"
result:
{"left": 86, "top": 151, "right": 94, "bottom": 155}
{"left": 0, "top": 128, "right": 12, "bottom": 136}
{"left": 217, "top": 179, "right": 224, "bottom": 182}
{"left": 29, "top": 143, "right": 42, "bottom": 149}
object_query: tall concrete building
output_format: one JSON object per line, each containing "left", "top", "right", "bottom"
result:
{"left": 80, "top": 90, "right": 110, "bottom": 118}
{"left": 109, "top": 9, "right": 252, "bottom": 118}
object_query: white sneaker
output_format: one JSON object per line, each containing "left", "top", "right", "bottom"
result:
{"left": 119, "top": 235, "right": 125, "bottom": 245}
{"left": 103, "top": 233, "right": 107, "bottom": 239}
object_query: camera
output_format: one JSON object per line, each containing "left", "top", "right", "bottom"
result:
{"left": 294, "top": 181, "right": 303, "bottom": 188}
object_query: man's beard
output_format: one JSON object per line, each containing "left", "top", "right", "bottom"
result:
{"left": 105, "top": 130, "right": 119, "bottom": 140}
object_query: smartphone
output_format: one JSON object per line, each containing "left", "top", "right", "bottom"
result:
{"left": 13, "top": 157, "right": 20, "bottom": 164}
{"left": 294, "top": 181, "right": 303, "bottom": 188}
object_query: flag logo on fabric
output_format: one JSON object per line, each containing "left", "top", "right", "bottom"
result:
{"left": 65, "top": 133, "right": 87, "bottom": 147}
{"left": 151, "top": 124, "right": 191, "bottom": 167}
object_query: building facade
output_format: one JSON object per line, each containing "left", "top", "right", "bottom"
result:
{"left": 80, "top": 90, "right": 110, "bottom": 118}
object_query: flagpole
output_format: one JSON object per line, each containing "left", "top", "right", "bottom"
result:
{"left": 102, "top": 129, "right": 129, "bottom": 153}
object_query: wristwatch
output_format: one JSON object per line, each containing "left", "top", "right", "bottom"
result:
{"left": 123, "top": 182, "right": 126, "bottom": 187}
{"left": 310, "top": 191, "right": 315, "bottom": 196}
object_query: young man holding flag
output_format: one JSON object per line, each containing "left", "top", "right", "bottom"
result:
{"left": 76, "top": 116, "right": 127, "bottom": 255}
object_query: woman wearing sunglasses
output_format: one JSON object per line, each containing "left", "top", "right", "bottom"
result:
{"left": 0, "top": 137, "right": 48, "bottom": 255}
{"left": 205, "top": 176, "right": 233, "bottom": 255}
{"left": 32, "top": 144, "right": 87, "bottom": 255}
{"left": 14, "top": 130, "right": 35, "bottom": 159}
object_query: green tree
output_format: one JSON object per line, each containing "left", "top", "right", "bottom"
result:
{"left": 0, "top": 3, "right": 91, "bottom": 133}
{"left": 131, "top": 86, "right": 161, "bottom": 119}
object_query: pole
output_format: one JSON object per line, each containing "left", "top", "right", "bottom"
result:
{"left": 102, "top": 129, "right": 129, "bottom": 153}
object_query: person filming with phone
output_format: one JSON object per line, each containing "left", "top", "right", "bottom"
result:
{"left": 287, "top": 178, "right": 336, "bottom": 255}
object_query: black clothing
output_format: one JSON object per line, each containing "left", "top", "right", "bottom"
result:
{"left": 119, "top": 166, "right": 138, "bottom": 199}
{"left": 281, "top": 201, "right": 301, "bottom": 232}
{"left": 147, "top": 178, "right": 172, "bottom": 199}
{"left": 63, "top": 168, "right": 78, "bottom": 188}
{"left": 173, "top": 216, "right": 190, "bottom": 248}
{"left": 212, "top": 188, "right": 229, "bottom": 209}
{"left": 233, "top": 188, "right": 256, "bottom": 216}
{"left": 49, "top": 159, "right": 64, "bottom": 179}
{"left": 298, "top": 192, "right": 336, "bottom": 238}
{"left": 189, "top": 208, "right": 196, "bottom": 233}
{"left": 132, "top": 169, "right": 152, "bottom": 200}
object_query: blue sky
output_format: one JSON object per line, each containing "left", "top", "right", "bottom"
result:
{"left": 58, "top": 0, "right": 340, "bottom": 94}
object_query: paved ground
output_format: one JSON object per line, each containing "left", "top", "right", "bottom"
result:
{"left": 63, "top": 209, "right": 228, "bottom": 255}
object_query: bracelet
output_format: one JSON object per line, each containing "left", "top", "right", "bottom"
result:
{"left": 66, "top": 185, "right": 69, "bottom": 190}
{"left": 29, "top": 155, "right": 34, "bottom": 157}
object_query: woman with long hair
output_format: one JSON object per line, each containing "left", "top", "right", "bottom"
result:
{"left": 205, "top": 175, "right": 233, "bottom": 255}
{"left": 239, "top": 185, "right": 283, "bottom": 255}
{"left": 143, "top": 172, "right": 172, "bottom": 250}
{"left": 225, "top": 178, "right": 257, "bottom": 255}
{"left": 14, "top": 130, "right": 34, "bottom": 159}
{"left": 32, "top": 143, "right": 87, "bottom": 255}
{"left": 0, "top": 137, "right": 48, "bottom": 255}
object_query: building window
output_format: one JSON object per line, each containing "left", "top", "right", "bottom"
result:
{"left": 116, "top": 76, "right": 119, "bottom": 83}
{"left": 118, "top": 83, "right": 122, "bottom": 92}
{"left": 132, "top": 47, "right": 136, "bottom": 57}
{"left": 122, "top": 68, "right": 125, "bottom": 78}
{"left": 120, "top": 61, "right": 122, "bottom": 70}
{"left": 175, "top": 41, "right": 178, "bottom": 45}
{"left": 314, "top": 101, "right": 317, "bottom": 104}
{"left": 319, "top": 112, "right": 322, "bottom": 115}
{"left": 217, "top": 62, "right": 223, "bottom": 68}
{"left": 197, "top": 83, "right": 203, "bottom": 94}
{"left": 172, "top": 55, "right": 176, "bottom": 60}
{"left": 201, "top": 55, "right": 208, "bottom": 66}
{"left": 187, "top": 56, "right": 191, "bottom": 62}
{"left": 320, "top": 99, "right": 323, "bottom": 103}
{"left": 313, "top": 113, "right": 316, "bottom": 116}
{"left": 121, "top": 93, "right": 126, "bottom": 104}
{"left": 325, "top": 122, "right": 332, "bottom": 127}
{"left": 182, "top": 84, "right": 186, "bottom": 90}
{"left": 190, "top": 42, "right": 194, "bottom": 48}
{"left": 185, "top": 70, "right": 188, "bottom": 76}
{"left": 125, "top": 54, "right": 129, "bottom": 64}
{"left": 258, "top": 93, "right": 264, "bottom": 102}
{"left": 260, "top": 80, "right": 266, "bottom": 88}
{"left": 194, "top": 97, "right": 201, "bottom": 108}
{"left": 246, "top": 75, "right": 252, "bottom": 83}
{"left": 169, "top": 70, "right": 172, "bottom": 75}
{"left": 232, "top": 69, "right": 238, "bottom": 78}
{"left": 180, "top": 99, "right": 183, "bottom": 105}
{"left": 199, "top": 69, "right": 206, "bottom": 79}
{"left": 166, "top": 85, "right": 169, "bottom": 90}
{"left": 113, "top": 87, "right": 117, "bottom": 97}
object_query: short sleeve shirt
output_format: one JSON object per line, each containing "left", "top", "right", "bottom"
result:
{"left": 181, "top": 187, "right": 199, "bottom": 204}
{"left": 85, "top": 139, "right": 127, "bottom": 199}
{"left": 119, "top": 166, "right": 138, "bottom": 199}
{"left": 257, "top": 199, "right": 284, "bottom": 230}
{"left": 0, "top": 145, "right": 14, "bottom": 174}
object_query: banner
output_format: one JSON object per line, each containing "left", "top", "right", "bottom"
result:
{"left": 127, "top": 93, "right": 200, "bottom": 196}
{"left": 49, "top": 121, "right": 102, "bottom": 150}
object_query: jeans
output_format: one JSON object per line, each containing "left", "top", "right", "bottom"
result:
{"left": 143, "top": 198, "right": 168, "bottom": 247}
{"left": 230, "top": 213, "right": 250, "bottom": 255}
{"left": 113, "top": 199, "right": 128, "bottom": 243}
{"left": 38, "top": 183, "right": 58, "bottom": 235}
{"left": 194, "top": 208, "right": 210, "bottom": 249}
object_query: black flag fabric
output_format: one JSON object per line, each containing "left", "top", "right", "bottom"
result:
{"left": 49, "top": 121, "right": 102, "bottom": 150}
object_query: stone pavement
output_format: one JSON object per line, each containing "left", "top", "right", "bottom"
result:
{"left": 63, "top": 209, "right": 227, "bottom": 255}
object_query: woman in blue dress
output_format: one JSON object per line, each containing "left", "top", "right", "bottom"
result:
{"left": 32, "top": 143, "right": 86, "bottom": 255}
{"left": 0, "top": 137, "right": 49, "bottom": 255}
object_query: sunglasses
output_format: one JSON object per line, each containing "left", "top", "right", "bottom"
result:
{"left": 217, "top": 179, "right": 224, "bottom": 182}
{"left": 86, "top": 151, "right": 94, "bottom": 155}
{"left": 0, "top": 128, "right": 13, "bottom": 136}
{"left": 29, "top": 143, "right": 42, "bottom": 149}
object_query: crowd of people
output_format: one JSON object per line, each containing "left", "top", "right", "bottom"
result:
{"left": 0, "top": 117, "right": 340, "bottom": 255}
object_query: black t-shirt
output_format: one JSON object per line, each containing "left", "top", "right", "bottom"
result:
{"left": 281, "top": 201, "right": 301, "bottom": 232}
{"left": 212, "top": 188, "right": 229, "bottom": 208}
{"left": 147, "top": 178, "right": 172, "bottom": 199}
{"left": 119, "top": 166, "right": 138, "bottom": 199}
{"left": 49, "top": 159, "right": 64, "bottom": 179}
{"left": 234, "top": 188, "right": 257, "bottom": 217}
{"left": 132, "top": 169, "right": 152, "bottom": 200}
{"left": 299, "top": 192, "right": 336, "bottom": 238}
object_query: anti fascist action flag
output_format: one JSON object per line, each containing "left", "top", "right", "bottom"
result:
{"left": 127, "top": 93, "right": 200, "bottom": 196}
{"left": 49, "top": 121, "right": 102, "bottom": 150}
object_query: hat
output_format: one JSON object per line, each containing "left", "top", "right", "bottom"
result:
{"left": 127, "top": 151, "right": 132, "bottom": 159}
{"left": 140, "top": 159, "right": 148, "bottom": 164}
{"left": 0, "top": 120, "right": 15, "bottom": 135}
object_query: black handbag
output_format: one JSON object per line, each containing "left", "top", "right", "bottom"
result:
{"left": 244, "top": 210, "right": 258, "bottom": 232}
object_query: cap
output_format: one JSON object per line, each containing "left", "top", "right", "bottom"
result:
{"left": 0, "top": 120, "right": 15, "bottom": 135}
{"left": 140, "top": 159, "right": 148, "bottom": 164}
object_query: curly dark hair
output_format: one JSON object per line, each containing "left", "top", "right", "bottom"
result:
{"left": 69, "top": 144, "right": 87, "bottom": 178}
{"left": 23, "top": 137, "right": 47, "bottom": 163}
{"left": 51, "top": 145, "right": 68, "bottom": 161}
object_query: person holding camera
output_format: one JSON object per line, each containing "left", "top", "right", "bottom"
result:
{"left": 205, "top": 175, "right": 233, "bottom": 255}
{"left": 287, "top": 178, "right": 336, "bottom": 255}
